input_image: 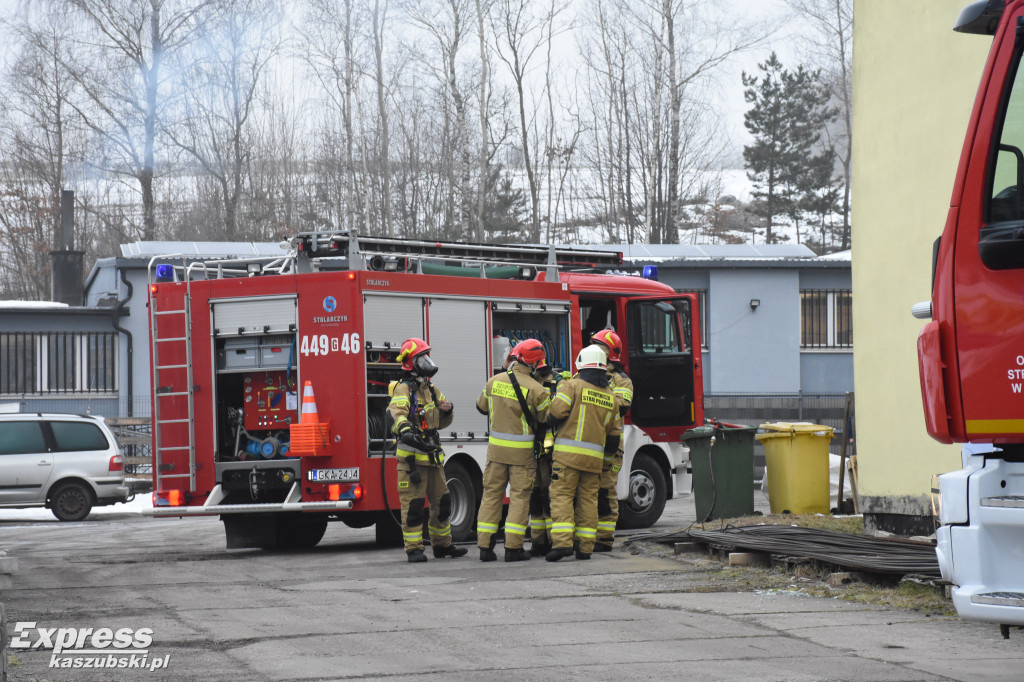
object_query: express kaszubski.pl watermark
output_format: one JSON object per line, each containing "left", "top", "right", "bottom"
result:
{"left": 9, "top": 622, "right": 170, "bottom": 672}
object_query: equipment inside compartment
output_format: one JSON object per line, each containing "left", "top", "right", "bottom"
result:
{"left": 214, "top": 334, "right": 298, "bottom": 462}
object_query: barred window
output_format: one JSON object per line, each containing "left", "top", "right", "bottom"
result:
{"left": 801, "top": 290, "right": 852, "bottom": 348}
{"left": 0, "top": 332, "right": 117, "bottom": 394}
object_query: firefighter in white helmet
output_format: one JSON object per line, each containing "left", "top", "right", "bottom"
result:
{"left": 388, "top": 337, "right": 468, "bottom": 563}
{"left": 474, "top": 338, "right": 551, "bottom": 562}
{"left": 590, "top": 329, "right": 633, "bottom": 552}
{"left": 544, "top": 344, "right": 621, "bottom": 561}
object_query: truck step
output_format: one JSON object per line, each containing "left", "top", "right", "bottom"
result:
{"left": 972, "top": 592, "right": 1024, "bottom": 607}
{"left": 980, "top": 496, "right": 1024, "bottom": 508}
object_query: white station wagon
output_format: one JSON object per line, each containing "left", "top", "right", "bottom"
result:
{"left": 0, "top": 413, "right": 130, "bottom": 521}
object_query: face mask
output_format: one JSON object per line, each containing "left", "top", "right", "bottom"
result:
{"left": 413, "top": 354, "right": 438, "bottom": 378}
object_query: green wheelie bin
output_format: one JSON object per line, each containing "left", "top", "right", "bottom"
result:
{"left": 683, "top": 423, "right": 757, "bottom": 522}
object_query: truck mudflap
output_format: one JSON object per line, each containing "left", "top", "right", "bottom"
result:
{"left": 143, "top": 482, "right": 353, "bottom": 517}
{"left": 937, "top": 456, "right": 1024, "bottom": 625}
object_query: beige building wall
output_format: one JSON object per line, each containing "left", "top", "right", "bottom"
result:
{"left": 852, "top": 0, "right": 991, "bottom": 529}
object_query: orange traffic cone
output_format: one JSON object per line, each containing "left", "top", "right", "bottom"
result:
{"left": 300, "top": 380, "right": 319, "bottom": 424}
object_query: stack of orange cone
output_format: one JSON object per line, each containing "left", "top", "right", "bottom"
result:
{"left": 300, "top": 380, "right": 319, "bottom": 424}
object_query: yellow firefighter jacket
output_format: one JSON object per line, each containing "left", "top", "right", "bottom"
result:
{"left": 389, "top": 379, "right": 453, "bottom": 466}
{"left": 608, "top": 364, "right": 634, "bottom": 414}
{"left": 475, "top": 363, "right": 551, "bottom": 466}
{"left": 548, "top": 375, "right": 621, "bottom": 474}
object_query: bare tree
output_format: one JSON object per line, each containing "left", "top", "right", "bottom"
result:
{"left": 304, "top": 0, "right": 365, "bottom": 233}
{"left": 473, "top": 0, "right": 491, "bottom": 241}
{"left": 65, "top": 0, "right": 211, "bottom": 240}
{"left": 371, "top": 0, "right": 393, "bottom": 236}
{"left": 786, "top": 0, "right": 853, "bottom": 250}
{"left": 493, "top": 0, "right": 566, "bottom": 243}
{"left": 167, "top": 0, "right": 282, "bottom": 240}
{"left": 406, "top": 0, "right": 473, "bottom": 240}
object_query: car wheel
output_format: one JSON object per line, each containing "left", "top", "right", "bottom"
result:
{"left": 444, "top": 459, "right": 479, "bottom": 542}
{"left": 617, "top": 452, "right": 667, "bottom": 529}
{"left": 50, "top": 482, "right": 93, "bottom": 522}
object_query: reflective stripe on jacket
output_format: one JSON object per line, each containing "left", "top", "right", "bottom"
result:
{"left": 389, "top": 379, "right": 452, "bottom": 467}
{"left": 548, "top": 376, "right": 621, "bottom": 474}
{"left": 476, "top": 362, "right": 551, "bottom": 466}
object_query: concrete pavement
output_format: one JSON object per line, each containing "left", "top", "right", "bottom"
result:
{"left": 1, "top": 491, "right": 1022, "bottom": 681}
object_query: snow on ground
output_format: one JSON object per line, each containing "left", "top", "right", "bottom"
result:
{"left": 0, "top": 492, "right": 153, "bottom": 524}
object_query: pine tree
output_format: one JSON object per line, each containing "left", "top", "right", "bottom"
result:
{"left": 481, "top": 166, "right": 529, "bottom": 242}
{"left": 742, "top": 52, "right": 837, "bottom": 244}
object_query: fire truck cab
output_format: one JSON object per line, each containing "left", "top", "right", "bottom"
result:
{"left": 146, "top": 232, "right": 702, "bottom": 551}
{"left": 917, "top": 0, "right": 1024, "bottom": 629}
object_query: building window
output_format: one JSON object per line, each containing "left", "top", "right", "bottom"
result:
{"left": 0, "top": 332, "right": 117, "bottom": 394}
{"left": 801, "top": 290, "right": 852, "bottom": 348}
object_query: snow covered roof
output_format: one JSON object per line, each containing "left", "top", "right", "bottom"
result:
{"left": 120, "top": 241, "right": 288, "bottom": 258}
{"left": 576, "top": 243, "right": 817, "bottom": 261}
{"left": 0, "top": 301, "right": 70, "bottom": 309}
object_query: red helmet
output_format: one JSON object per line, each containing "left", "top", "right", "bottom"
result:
{"left": 591, "top": 329, "right": 622, "bottom": 362}
{"left": 397, "top": 337, "right": 431, "bottom": 371}
{"left": 513, "top": 338, "right": 546, "bottom": 368}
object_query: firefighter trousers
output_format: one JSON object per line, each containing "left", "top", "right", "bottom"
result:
{"left": 398, "top": 462, "right": 453, "bottom": 553}
{"left": 597, "top": 454, "right": 623, "bottom": 546}
{"left": 529, "top": 455, "right": 553, "bottom": 546}
{"left": 476, "top": 460, "right": 534, "bottom": 551}
{"left": 549, "top": 461, "right": 600, "bottom": 554}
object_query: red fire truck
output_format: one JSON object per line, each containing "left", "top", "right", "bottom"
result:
{"left": 145, "top": 231, "right": 703, "bottom": 549}
{"left": 918, "top": 0, "right": 1024, "bottom": 629}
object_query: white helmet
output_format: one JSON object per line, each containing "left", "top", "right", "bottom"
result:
{"left": 575, "top": 344, "right": 608, "bottom": 371}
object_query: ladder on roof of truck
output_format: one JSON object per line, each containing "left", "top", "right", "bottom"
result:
{"left": 293, "top": 230, "right": 624, "bottom": 276}
{"left": 146, "top": 232, "right": 625, "bottom": 284}
{"left": 147, "top": 255, "right": 198, "bottom": 492}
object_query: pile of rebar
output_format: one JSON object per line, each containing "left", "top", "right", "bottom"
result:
{"left": 630, "top": 524, "right": 941, "bottom": 577}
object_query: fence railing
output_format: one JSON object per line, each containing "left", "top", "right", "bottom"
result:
{"left": 703, "top": 392, "right": 855, "bottom": 457}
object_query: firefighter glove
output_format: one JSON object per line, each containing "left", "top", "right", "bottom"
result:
{"left": 400, "top": 431, "right": 425, "bottom": 449}
{"left": 604, "top": 435, "right": 621, "bottom": 455}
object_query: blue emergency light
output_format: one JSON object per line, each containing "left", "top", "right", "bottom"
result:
{"left": 155, "top": 264, "right": 174, "bottom": 282}
{"left": 642, "top": 265, "right": 658, "bottom": 280}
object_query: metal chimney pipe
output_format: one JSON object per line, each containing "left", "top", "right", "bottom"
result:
{"left": 50, "top": 190, "right": 84, "bottom": 305}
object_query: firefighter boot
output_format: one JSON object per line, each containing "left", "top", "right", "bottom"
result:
{"left": 529, "top": 541, "right": 551, "bottom": 557}
{"left": 407, "top": 548, "right": 428, "bottom": 563}
{"left": 479, "top": 547, "right": 498, "bottom": 562}
{"left": 433, "top": 544, "right": 468, "bottom": 559}
{"left": 593, "top": 542, "right": 613, "bottom": 553}
{"left": 504, "top": 547, "right": 531, "bottom": 562}
{"left": 545, "top": 547, "right": 574, "bottom": 562}
{"left": 575, "top": 550, "right": 591, "bottom": 560}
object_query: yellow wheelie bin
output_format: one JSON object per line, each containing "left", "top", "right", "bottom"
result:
{"left": 755, "top": 422, "right": 834, "bottom": 514}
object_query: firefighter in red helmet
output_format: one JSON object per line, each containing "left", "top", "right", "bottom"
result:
{"left": 474, "top": 338, "right": 551, "bottom": 561}
{"left": 590, "top": 329, "right": 633, "bottom": 552}
{"left": 388, "top": 337, "right": 467, "bottom": 562}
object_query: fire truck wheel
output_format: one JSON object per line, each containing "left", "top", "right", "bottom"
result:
{"left": 340, "top": 511, "right": 377, "bottom": 529}
{"left": 617, "top": 452, "right": 667, "bottom": 529}
{"left": 280, "top": 514, "right": 328, "bottom": 550}
{"left": 49, "top": 482, "right": 93, "bottom": 522}
{"left": 444, "top": 460, "right": 479, "bottom": 542}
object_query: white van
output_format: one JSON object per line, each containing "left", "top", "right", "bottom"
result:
{"left": 0, "top": 414, "right": 130, "bottom": 521}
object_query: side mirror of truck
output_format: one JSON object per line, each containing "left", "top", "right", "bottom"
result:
{"left": 979, "top": 224, "right": 1024, "bottom": 269}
